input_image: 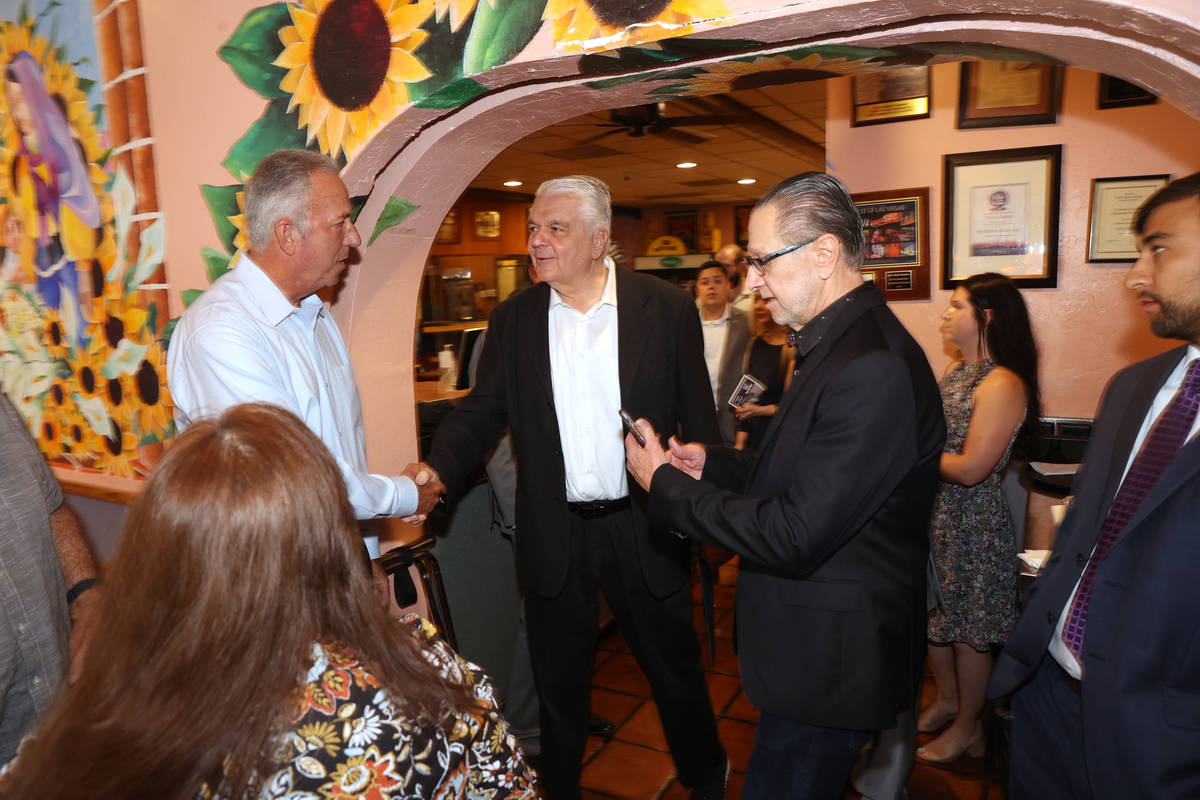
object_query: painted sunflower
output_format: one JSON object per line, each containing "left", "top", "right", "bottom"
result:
{"left": 275, "top": 0, "right": 436, "bottom": 159}
{"left": 543, "top": 0, "right": 731, "bottom": 53}
{"left": 96, "top": 415, "right": 139, "bottom": 479}
{"left": 132, "top": 338, "right": 173, "bottom": 441}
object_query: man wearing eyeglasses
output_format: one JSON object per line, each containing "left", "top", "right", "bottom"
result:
{"left": 626, "top": 172, "right": 946, "bottom": 798}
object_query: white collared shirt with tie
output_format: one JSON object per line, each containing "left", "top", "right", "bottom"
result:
{"left": 1049, "top": 344, "right": 1200, "bottom": 677}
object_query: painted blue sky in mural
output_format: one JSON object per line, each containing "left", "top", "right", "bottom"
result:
{"left": 0, "top": 0, "right": 102, "bottom": 92}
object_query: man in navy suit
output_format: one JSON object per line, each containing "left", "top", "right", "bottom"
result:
{"left": 626, "top": 172, "right": 945, "bottom": 798}
{"left": 988, "top": 172, "right": 1200, "bottom": 798}
{"left": 416, "top": 176, "right": 727, "bottom": 799}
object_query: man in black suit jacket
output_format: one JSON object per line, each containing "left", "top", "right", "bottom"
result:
{"left": 417, "top": 176, "right": 727, "bottom": 799}
{"left": 988, "top": 173, "right": 1200, "bottom": 798}
{"left": 626, "top": 172, "right": 945, "bottom": 798}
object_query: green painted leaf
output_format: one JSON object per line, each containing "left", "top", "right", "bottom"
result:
{"left": 162, "top": 317, "right": 180, "bottom": 347}
{"left": 219, "top": 3, "right": 292, "bottom": 100}
{"left": 125, "top": 217, "right": 167, "bottom": 293}
{"left": 222, "top": 99, "right": 307, "bottom": 182}
{"left": 406, "top": 15, "right": 470, "bottom": 106}
{"left": 199, "top": 184, "right": 242, "bottom": 253}
{"left": 181, "top": 289, "right": 204, "bottom": 308}
{"left": 103, "top": 338, "right": 148, "bottom": 380}
{"left": 462, "top": 0, "right": 544, "bottom": 75}
{"left": 202, "top": 247, "right": 235, "bottom": 284}
{"left": 414, "top": 78, "right": 487, "bottom": 109}
{"left": 367, "top": 197, "right": 419, "bottom": 246}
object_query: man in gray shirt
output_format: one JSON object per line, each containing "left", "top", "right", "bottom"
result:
{"left": 0, "top": 393, "right": 99, "bottom": 760}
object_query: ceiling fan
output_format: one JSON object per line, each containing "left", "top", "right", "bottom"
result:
{"left": 577, "top": 102, "right": 742, "bottom": 145}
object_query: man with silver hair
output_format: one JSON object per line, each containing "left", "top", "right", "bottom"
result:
{"left": 627, "top": 172, "right": 945, "bottom": 798}
{"left": 169, "top": 149, "right": 443, "bottom": 555}
{"left": 417, "top": 175, "right": 728, "bottom": 798}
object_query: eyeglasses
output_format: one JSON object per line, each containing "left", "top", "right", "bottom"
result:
{"left": 745, "top": 235, "right": 820, "bottom": 276}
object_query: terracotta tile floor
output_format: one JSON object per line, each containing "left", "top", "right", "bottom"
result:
{"left": 577, "top": 558, "right": 1009, "bottom": 799}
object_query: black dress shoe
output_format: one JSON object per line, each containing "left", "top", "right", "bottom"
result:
{"left": 587, "top": 712, "right": 616, "bottom": 738}
{"left": 690, "top": 754, "right": 729, "bottom": 800}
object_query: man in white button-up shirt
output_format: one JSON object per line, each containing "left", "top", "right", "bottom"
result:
{"left": 168, "top": 151, "right": 442, "bottom": 557}
{"left": 418, "top": 176, "right": 728, "bottom": 799}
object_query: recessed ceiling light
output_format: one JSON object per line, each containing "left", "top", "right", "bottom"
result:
{"left": 503, "top": 180, "right": 523, "bottom": 187}
{"left": 676, "top": 162, "right": 697, "bottom": 169}
{"left": 737, "top": 178, "right": 757, "bottom": 185}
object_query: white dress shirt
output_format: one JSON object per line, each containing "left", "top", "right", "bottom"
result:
{"left": 167, "top": 253, "right": 417, "bottom": 554}
{"left": 548, "top": 264, "right": 626, "bottom": 502}
{"left": 730, "top": 285, "right": 755, "bottom": 316}
{"left": 700, "top": 304, "right": 730, "bottom": 408}
{"left": 1050, "top": 345, "right": 1200, "bottom": 676}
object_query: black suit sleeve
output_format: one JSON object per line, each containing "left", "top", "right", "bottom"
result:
{"left": 649, "top": 350, "right": 919, "bottom": 577}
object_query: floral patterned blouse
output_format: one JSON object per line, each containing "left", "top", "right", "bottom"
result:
{"left": 208, "top": 617, "right": 537, "bottom": 799}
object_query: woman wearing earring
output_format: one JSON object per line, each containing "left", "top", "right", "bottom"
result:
{"left": 916, "top": 272, "right": 1040, "bottom": 764}
{"left": 734, "top": 293, "right": 792, "bottom": 451}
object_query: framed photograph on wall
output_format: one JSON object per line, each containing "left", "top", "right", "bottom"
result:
{"left": 435, "top": 207, "right": 461, "bottom": 244}
{"left": 665, "top": 211, "right": 698, "bottom": 252}
{"left": 942, "top": 145, "right": 1062, "bottom": 288}
{"left": 1087, "top": 174, "right": 1169, "bottom": 262}
{"left": 852, "top": 187, "right": 930, "bottom": 301}
{"left": 734, "top": 205, "right": 752, "bottom": 249}
{"left": 957, "top": 61, "right": 1063, "bottom": 129}
{"left": 1097, "top": 75, "right": 1157, "bottom": 109}
{"left": 473, "top": 210, "right": 501, "bottom": 239}
{"left": 851, "top": 66, "right": 931, "bottom": 127}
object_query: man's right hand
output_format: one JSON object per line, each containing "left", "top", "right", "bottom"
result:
{"left": 667, "top": 437, "right": 706, "bottom": 480}
{"left": 401, "top": 462, "right": 444, "bottom": 523}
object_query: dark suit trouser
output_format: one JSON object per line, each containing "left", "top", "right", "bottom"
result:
{"left": 1009, "top": 654, "right": 1094, "bottom": 799}
{"left": 524, "top": 507, "right": 724, "bottom": 799}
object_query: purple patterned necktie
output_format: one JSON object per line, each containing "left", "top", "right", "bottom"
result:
{"left": 1061, "top": 359, "right": 1200, "bottom": 660}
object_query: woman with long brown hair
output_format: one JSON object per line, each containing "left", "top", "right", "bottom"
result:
{"left": 1, "top": 403, "right": 535, "bottom": 799}
{"left": 733, "top": 292, "right": 793, "bottom": 451}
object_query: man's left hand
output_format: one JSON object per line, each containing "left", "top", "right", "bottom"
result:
{"left": 625, "top": 418, "right": 669, "bottom": 491}
{"left": 67, "top": 588, "right": 100, "bottom": 684}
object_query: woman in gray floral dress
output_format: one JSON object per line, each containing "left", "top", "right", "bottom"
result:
{"left": 916, "top": 273, "right": 1040, "bottom": 765}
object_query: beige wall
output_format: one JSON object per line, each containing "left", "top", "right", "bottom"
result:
{"left": 827, "top": 65, "right": 1197, "bottom": 419}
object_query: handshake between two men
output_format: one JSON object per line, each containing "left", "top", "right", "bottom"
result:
{"left": 400, "top": 462, "right": 446, "bottom": 524}
{"left": 400, "top": 414, "right": 692, "bottom": 528}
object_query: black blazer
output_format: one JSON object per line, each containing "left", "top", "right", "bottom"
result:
{"left": 427, "top": 268, "right": 720, "bottom": 599}
{"left": 989, "top": 346, "right": 1200, "bottom": 798}
{"left": 650, "top": 286, "right": 945, "bottom": 729}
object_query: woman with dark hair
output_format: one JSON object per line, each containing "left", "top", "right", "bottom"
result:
{"left": 0, "top": 403, "right": 535, "bottom": 799}
{"left": 734, "top": 292, "right": 792, "bottom": 451}
{"left": 916, "top": 272, "right": 1040, "bottom": 764}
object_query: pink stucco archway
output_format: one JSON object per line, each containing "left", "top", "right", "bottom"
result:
{"left": 334, "top": 0, "right": 1200, "bottom": 522}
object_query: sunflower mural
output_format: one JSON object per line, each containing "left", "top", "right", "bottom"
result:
{"left": 0, "top": 2, "right": 171, "bottom": 479}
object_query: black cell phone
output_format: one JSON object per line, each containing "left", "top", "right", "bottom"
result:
{"left": 619, "top": 408, "right": 646, "bottom": 446}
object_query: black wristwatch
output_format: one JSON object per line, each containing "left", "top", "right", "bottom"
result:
{"left": 67, "top": 578, "right": 97, "bottom": 604}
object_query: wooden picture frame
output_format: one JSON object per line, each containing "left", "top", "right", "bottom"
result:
{"left": 851, "top": 66, "right": 931, "bottom": 127}
{"left": 435, "top": 207, "right": 461, "bottom": 244}
{"left": 957, "top": 61, "right": 1063, "bottom": 129}
{"left": 852, "top": 187, "right": 930, "bottom": 301}
{"left": 733, "top": 205, "right": 752, "bottom": 249}
{"left": 473, "top": 209, "right": 501, "bottom": 240}
{"left": 1087, "top": 175, "right": 1169, "bottom": 262}
{"left": 1097, "top": 75, "right": 1157, "bottom": 109}
{"left": 942, "top": 145, "right": 1062, "bottom": 288}
{"left": 664, "top": 211, "right": 698, "bottom": 252}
